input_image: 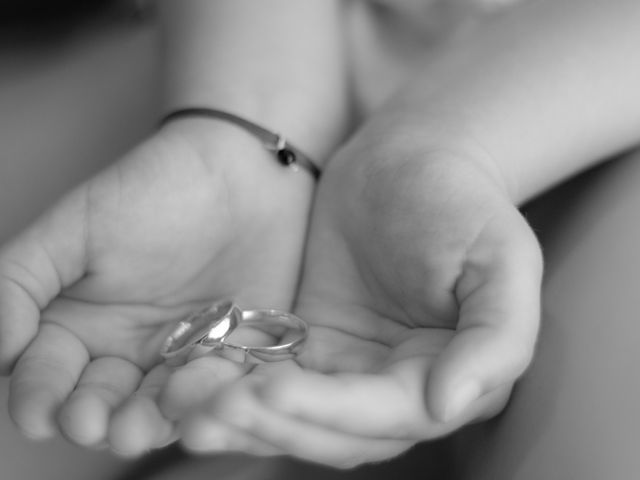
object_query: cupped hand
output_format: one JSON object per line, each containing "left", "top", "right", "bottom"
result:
{"left": 170, "top": 130, "right": 543, "bottom": 467}
{"left": 0, "top": 118, "right": 314, "bottom": 454}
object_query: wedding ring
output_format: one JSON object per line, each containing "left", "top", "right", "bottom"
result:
{"left": 160, "top": 299, "right": 241, "bottom": 364}
{"left": 215, "top": 308, "right": 308, "bottom": 364}
{"left": 159, "top": 300, "right": 308, "bottom": 365}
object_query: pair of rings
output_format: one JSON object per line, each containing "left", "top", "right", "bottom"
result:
{"left": 160, "top": 299, "right": 308, "bottom": 365}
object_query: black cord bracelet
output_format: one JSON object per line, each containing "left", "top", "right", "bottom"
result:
{"left": 160, "top": 107, "right": 321, "bottom": 180}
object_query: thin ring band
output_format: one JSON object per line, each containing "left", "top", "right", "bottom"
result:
{"left": 160, "top": 299, "right": 241, "bottom": 363}
{"left": 211, "top": 308, "right": 309, "bottom": 364}
{"left": 160, "top": 108, "right": 321, "bottom": 180}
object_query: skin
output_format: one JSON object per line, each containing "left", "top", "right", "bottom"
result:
{"left": 1, "top": 119, "right": 312, "bottom": 452}
{"left": 162, "top": 0, "right": 640, "bottom": 468}
{"left": 163, "top": 115, "right": 543, "bottom": 467}
{"left": 0, "top": 0, "right": 349, "bottom": 455}
{"left": 6, "top": 0, "right": 640, "bottom": 470}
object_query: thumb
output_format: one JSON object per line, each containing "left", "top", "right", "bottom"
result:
{"left": 426, "top": 221, "right": 543, "bottom": 423}
{"left": 0, "top": 187, "right": 89, "bottom": 372}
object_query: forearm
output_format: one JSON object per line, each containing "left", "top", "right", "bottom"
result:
{"left": 158, "top": 0, "right": 350, "bottom": 161}
{"left": 375, "top": 0, "right": 640, "bottom": 203}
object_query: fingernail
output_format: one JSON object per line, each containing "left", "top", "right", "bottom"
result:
{"left": 444, "top": 380, "right": 481, "bottom": 422}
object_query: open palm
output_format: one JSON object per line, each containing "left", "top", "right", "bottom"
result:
{"left": 0, "top": 119, "right": 312, "bottom": 454}
{"left": 174, "top": 137, "right": 542, "bottom": 467}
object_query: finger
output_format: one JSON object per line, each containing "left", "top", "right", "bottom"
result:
{"left": 9, "top": 323, "right": 88, "bottom": 439}
{"left": 258, "top": 368, "right": 430, "bottom": 439}
{"left": 427, "top": 214, "right": 543, "bottom": 422}
{"left": 254, "top": 352, "right": 510, "bottom": 440}
{"left": 182, "top": 382, "right": 413, "bottom": 469}
{"left": 158, "top": 355, "right": 249, "bottom": 420}
{"left": 57, "top": 357, "right": 143, "bottom": 447}
{"left": 0, "top": 190, "right": 88, "bottom": 372}
{"left": 179, "top": 417, "right": 284, "bottom": 458}
{"left": 108, "top": 363, "right": 175, "bottom": 456}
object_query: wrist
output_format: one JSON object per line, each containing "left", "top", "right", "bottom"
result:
{"left": 160, "top": 91, "right": 350, "bottom": 169}
{"left": 158, "top": 0, "right": 351, "bottom": 165}
{"left": 161, "top": 108, "right": 321, "bottom": 180}
{"left": 158, "top": 116, "right": 316, "bottom": 209}
{"left": 355, "top": 109, "right": 517, "bottom": 201}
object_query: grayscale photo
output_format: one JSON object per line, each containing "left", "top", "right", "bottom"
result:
{"left": 0, "top": 1, "right": 637, "bottom": 478}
